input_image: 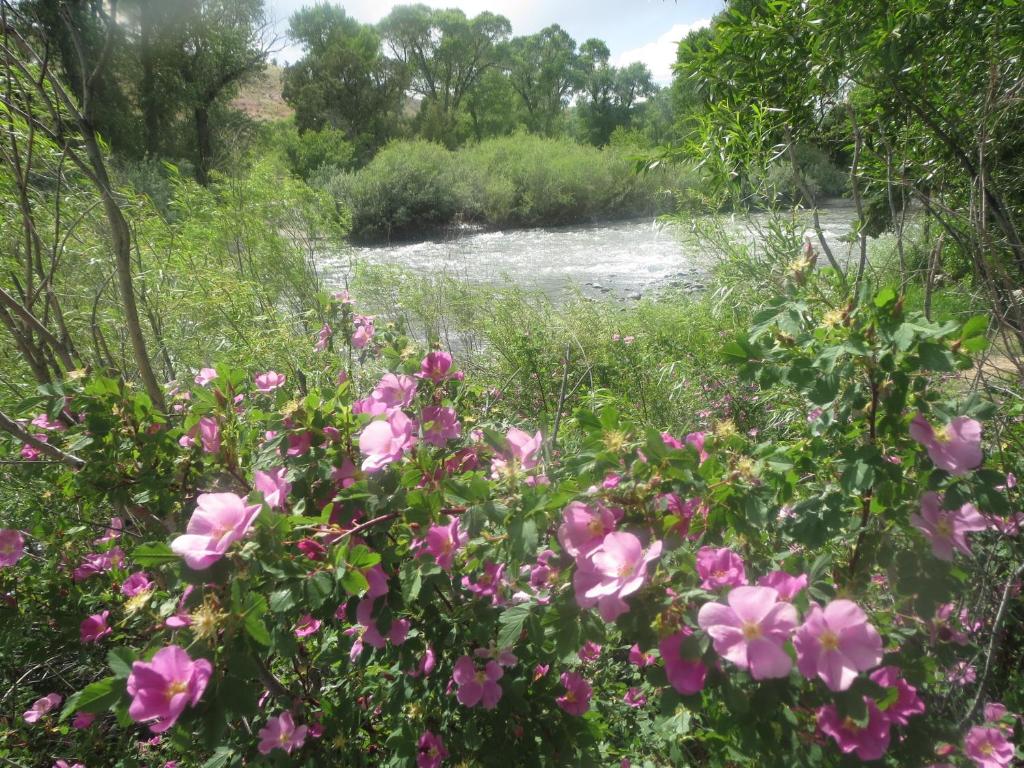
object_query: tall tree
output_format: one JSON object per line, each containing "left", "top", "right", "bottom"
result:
{"left": 505, "top": 24, "right": 578, "bottom": 136}
{"left": 282, "top": 5, "right": 407, "bottom": 161}
{"left": 576, "top": 39, "right": 654, "bottom": 145}
{"left": 172, "top": 0, "right": 270, "bottom": 184}
{"left": 19, "top": 0, "right": 141, "bottom": 155}
{"left": 379, "top": 5, "right": 511, "bottom": 144}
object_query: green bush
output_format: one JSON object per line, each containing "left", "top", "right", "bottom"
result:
{"left": 324, "top": 139, "right": 459, "bottom": 241}
{"left": 283, "top": 126, "right": 356, "bottom": 180}
{"left": 324, "top": 134, "right": 697, "bottom": 241}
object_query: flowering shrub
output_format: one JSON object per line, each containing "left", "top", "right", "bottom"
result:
{"left": 1, "top": 283, "right": 1021, "bottom": 767}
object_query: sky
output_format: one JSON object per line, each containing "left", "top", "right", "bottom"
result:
{"left": 263, "top": 0, "right": 723, "bottom": 84}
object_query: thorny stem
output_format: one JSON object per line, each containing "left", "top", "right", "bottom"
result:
{"left": 847, "top": 364, "right": 879, "bottom": 581}
{"left": 958, "top": 559, "right": 1024, "bottom": 728}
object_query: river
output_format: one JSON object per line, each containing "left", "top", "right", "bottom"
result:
{"left": 320, "top": 202, "right": 858, "bottom": 302}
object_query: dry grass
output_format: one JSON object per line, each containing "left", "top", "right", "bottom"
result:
{"left": 232, "top": 65, "right": 293, "bottom": 122}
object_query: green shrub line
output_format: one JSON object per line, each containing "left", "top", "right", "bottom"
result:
{"left": 319, "top": 134, "right": 700, "bottom": 243}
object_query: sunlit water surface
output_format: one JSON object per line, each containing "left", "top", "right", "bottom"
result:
{"left": 320, "top": 202, "right": 858, "bottom": 302}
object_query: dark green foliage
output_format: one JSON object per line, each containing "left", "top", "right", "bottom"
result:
{"left": 282, "top": 5, "right": 407, "bottom": 162}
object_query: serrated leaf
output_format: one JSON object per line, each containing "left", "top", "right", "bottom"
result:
{"left": 268, "top": 589, "right": 295, "bottom": 613}
{"left": 107, "top": 647, "right": 136, "bottom": 679}
{"left": 960, "top": 315, "right": 988, "bottom": 339}
{"left": 497, "top": 603, "right": 531, "bottom": 649}
{"left": 341, "top": 568, "right": 369, "bottom": 596}
{"left": 201, "top": 747, "right": 236, "bottom": 768}
{"left": 61, "top": 677, "right": 120, "bottom": 720}
{"left": 242, "top": 595, "right": 271, "bottom": 646}
{"left": 131, "top": 542, "right": 177, "bottom": 566}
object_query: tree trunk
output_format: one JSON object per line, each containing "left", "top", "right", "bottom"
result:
{"left": 139, "top": 0, "right": 159, "bottom": 156}
{"left": 194, "top": 104, "right": 211, "bottom": 185}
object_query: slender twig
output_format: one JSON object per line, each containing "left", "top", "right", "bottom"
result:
{"left": 958, "top": 559, "right": 1024, "bottom": 727}
{"left": 0, "top": 409, "right": 85, "bottom": 468}
{"left": 335, "top": 512, "right": 398, "bottom": 543}
{"left": 550, "top": 344, "right": 571, "bottom": 450}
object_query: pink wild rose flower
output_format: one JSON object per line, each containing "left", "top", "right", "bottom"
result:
{"left": 354, "top": 373, "right": 418, "bottom": 416}
{"left": 121, "top": 571, "right": 153, "bottom": 597}
{"left": 314, "top": 323, "right": 332, "bottom": 352}
{"left": 194, "top": 367, "right": 217, "bottom": 386}
{"left": 695, "top": 546, "right": 748, "bottom": 590}
{"left": 417, "top": 730, "right": 448, "bottom": 768}
{"left": 126, "top": 645, "right": 212, "bottom": 733}
{"left": 416, "top": 351, "right": 458, "bottom": 383}
{"left": 421, "top": 406, "right": 461, "bottom": 447}
{"left": 23, "top": 693, "right": 62, "bottom": 723}
{"left": 0, "top": 528, "right": 25, "bottom": 567}
{"left": 964, "top": 726, "right": 1015, "bottom": 768}
{"left": 71, "top": 711, "right": 96, "bottom": 729}
{"left": 558, "top": 501, "right": 621, "bottom": 558}
{"left": 423, "top": 516, "right": 467, "bottom": 572}
{"left": 452, "top": 655, "right": 503, "bottom": 709}
{"left": 198, "top": 416, "right": 220, "bottom": 454}
{"left": 817, "top": 699, "right": 892, "bottom": 761}
{"left": 794, "top": 600, "right": 883, "bottom": 691}
{"left": 697, "top": 585, "right": 798, "bottom": 679}
{"left": 911, "top": 492, "right": 989, "bottom": 560}
{"left": 254, "top": 371, "right": 286, "bottom": 393}
{"left": 170, "top": 493, "right": 261, "bottom": 570}
{"left": 756, "top": 570, "right": 809, "bottom": 601}
{"left": 556, "top": 671, "right": 592, "bottom": 716}
{"left": 80, "top": 610, "right": 112, "bottom": 643}
{"left": 659, "top": 629, "right": 708, "bottom": 694}
{"left": 491, "top": 427, "right": 543, "bottom": 477}
{"left": 910, "top": 414, "right": 983, "bottom": 475}
{"left": 253, "top": 467, "right": 291, "bottom": 510}
{"left": 573, "top": 532, "right": 662, "bottom": 622}
{"left": 294, "top": 614, "right": 322, "bottom": 638}
{"left": 359, "top": 410, "right": 416, "bottom": 473}
{"left": 869, "top": 666, "right": 925, "bottom": 725}
{"left": 628, "top": 643, "right": 655, "bottom": 668}
{"left": 258, "top": 711, "right": 308, "bottom": 755}
{"left": 351, "top": 315, "right": 374, "bottom": 348}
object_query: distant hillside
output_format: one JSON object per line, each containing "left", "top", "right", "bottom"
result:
{"left": 232, "top": 65, "right": 293, "bottom": 122}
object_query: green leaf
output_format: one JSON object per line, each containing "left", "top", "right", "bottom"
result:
{"left": 873, "top": 286, "right": 897, "bottom": 308}
{"left": 917, "top": 341, "right": 954, "bottom": 371}
{"left": 107, "top": 648, "right": 136, "bottom": 679}
{"left": 722, "top": 341, "right": 749, "bottom": 362}
{"left": 508, "top": 517, "right": 538, "bottom": 560}
{"left": 131, "top": 542, "right": 177, "bottom": 566}
{"left": 960, "top": 315, "right": 988, "bottom": 339}
{"left": 303, "top": 571, "right": 335, "bottom": 608}
{"left": 268, "top": 589, "right": 296, "bottom": 613}
{"left": 61, "top": 677, "right": 120, "bottom": 720}
{"left": 347, "top": 544, "right": 381, "bottom": 570}
{"left": 341, "top": 568, "right": 370, "bottom": 596}
{"left": 201, "top": 747, "right": 237, "bottom": 768}
{"left": 242, "top": 595, "right": 271, "bottom": 646}
{"left": 497, "top": 603, "right": 531, "bottom": 649}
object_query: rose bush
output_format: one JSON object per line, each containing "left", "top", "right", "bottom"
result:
{"left": 1, "top": 279, "right": 1021, "bottom": 767}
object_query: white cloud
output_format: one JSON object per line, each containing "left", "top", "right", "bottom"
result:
{"left": 612, "top": 19, "right": 711, "bottom": 85}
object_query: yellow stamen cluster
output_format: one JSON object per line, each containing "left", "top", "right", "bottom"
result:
{"left": 190, "top": 597, "right": 227, "bottom": 642}
{"left": 819, "top": 630, "right": 840, "bottom": 652}
{"left": 735, "top": 457, "right": 758, "bottom": 481}
{"left": 602, "top": 430, "right": 629, "bottom": 453}
{"left": 124, "top": 590, "right": 153, "bottom": 616}
{"left": 822, "top": 309, "right": 845, "bottom": 328}
{"left": 714, "top": 420, "right": 738, "bottom": 439}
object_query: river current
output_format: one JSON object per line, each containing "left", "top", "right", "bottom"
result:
{"left": 320, "top": 202, "right": 858, "bottom": 302}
